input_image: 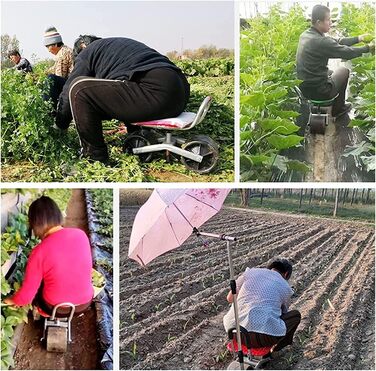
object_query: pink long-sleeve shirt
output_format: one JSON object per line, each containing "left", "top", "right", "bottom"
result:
{"left": 12, "top": 228, "right": 93, "bottom": 306}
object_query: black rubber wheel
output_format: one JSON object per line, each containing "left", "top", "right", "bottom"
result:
{"left": 309, "top": 115, "right": 326, "bottom": 135}
{"left": 181, "top": 135, "right": 219, "bottom": 174}
{"left": 122, "top": 130, "right": 155, "bottom": 162}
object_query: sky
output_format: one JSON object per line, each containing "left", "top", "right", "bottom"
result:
{"left": 2, "top": 0, "right": 234, "bottom": 62}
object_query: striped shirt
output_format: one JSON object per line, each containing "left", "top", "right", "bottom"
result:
{"left": 223, "top": 267, "right": 293, "bottom": 336}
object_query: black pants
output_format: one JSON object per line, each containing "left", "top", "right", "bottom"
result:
{"left": 68, "top": 68, "right": 190, "bottom": 162}
{"left": 33, "top": 286, "right": 91, "bottom": 318}
{"left": 300, "top": 67, "right": 350, "bottom": 116}
{"left": 248, "top": 310, "right": 301, "bottom": 351}
{"left": 44, "top": 74, "right": 67, "bottom": 111}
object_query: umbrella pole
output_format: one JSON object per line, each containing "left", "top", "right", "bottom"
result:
{"left": 226, "top": 240, "right": 244, "bottom": 370}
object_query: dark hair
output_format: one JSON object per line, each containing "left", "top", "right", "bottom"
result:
{"left": 267, "top": 259, "right": 293, "bottom": 280}
{"left": 8, "top": 49, "right": 20, "bottom": 58}
{"left": 46, "top": 42, "right": 64, "bottom": 48}
{"left": 28, "top": 196, "right": 63, "bottom": 238}
{"left": 311, "top": 5, "right": 330, "bottom": 24}
{"left": 73, "top": 35, "right": 101, "bottom": 59}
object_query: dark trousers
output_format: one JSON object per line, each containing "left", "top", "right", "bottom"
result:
{"left": 300, "top": 67, "right": 350, "bottom": 115}
{"left": 68, "top": 68, "right": 190, "bottom": 162}
{"left": 33, "top": 286, "right": 91, "bottom": 317}
{"left": 248, "top": 310, "right": 301, "bottom": 351}
{"left": 44, "top": 74, "right": 67, "bottom": 111}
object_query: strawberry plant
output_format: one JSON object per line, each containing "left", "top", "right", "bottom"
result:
{"left": 1, "top": 211, "right": 38, "bottom": 370}
{"left": 240, "top": 4, "right": 310, "bottom": 181}
{"left": 1, "top": 189, "right": 72, "bottom": 369}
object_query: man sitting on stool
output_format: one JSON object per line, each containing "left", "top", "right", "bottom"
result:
{"left": 223, "top": 259, "right": 301, "bottom": 353}
{"left": 296, "top": 4, "right": 374, "bottom": 117}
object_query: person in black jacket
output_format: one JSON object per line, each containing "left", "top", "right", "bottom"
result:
{"left": 55, "top": 36, "right": 190, "bottom": 163}
{"left": 296, "top": 5, "right": 374, "bottom": 117}
{"left": 8, "top": 50, "right": 33, "bottom": 73}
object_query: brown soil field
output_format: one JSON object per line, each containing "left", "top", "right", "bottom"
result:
{"left": 119, "top": 206, "right": 375, "bottom": 370}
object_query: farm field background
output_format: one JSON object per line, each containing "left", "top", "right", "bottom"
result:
{"left": 1, "top": 58, "right": 234, "bottom": 183}
{"left": 120, "top": 202, "right": 375, "bottom": 370}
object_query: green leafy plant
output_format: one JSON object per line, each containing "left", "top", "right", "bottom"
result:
{"left": 240, "top": 4, "right": 312, "bottom": 181}
{"left": 337, "top": 3, "right": 375, "bottom": 172}
{"left": 2, "top": 59, "right": 234, "bottom": 182}
{"left": 1, "top": 211, "right": 38, "bottom": 370}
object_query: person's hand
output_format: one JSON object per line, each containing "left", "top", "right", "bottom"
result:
{"left": 3, "top": 297, "right": 14, "bottom": 305}
{"left": 359, "top": 33, "right": 375, "bottom": 43}
{"left": 368, "top": 41, "right": 375, "bottom": 55}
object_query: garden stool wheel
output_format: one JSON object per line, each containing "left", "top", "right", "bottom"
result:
{"left": 46, "top": 327, "right": 68, "bottom": 352}
{"left": 181, "top": 135, "right": 219, "bottom": 173}
{"left": 122, "top": 130, "right": 156, "bottom": 162}
{"left": 309, "top": 114, "right": 327, "bottom": 135}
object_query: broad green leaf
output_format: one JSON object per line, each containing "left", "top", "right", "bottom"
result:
{"left": 259, "top": 118, "right": 300, "bottom": 135}
{"left": 286, "top": 160, "right": 311, "bottom": 173}
{"left": 267, "top": 134, "right": 304, "bottom": 150}
{"left": 240, "top": 92, "right": 266, "bottom": 108}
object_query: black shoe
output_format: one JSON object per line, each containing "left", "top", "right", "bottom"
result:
{"left": 333, "top": 103, "right": 352, "bottom": 118}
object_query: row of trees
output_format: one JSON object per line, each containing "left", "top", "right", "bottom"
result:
{"left": 235, "top": 188, "right": 374, "bottom": 216}
{"left": 166, "top": 44, "right": 233, "bottom": 60}
{"left": 1, "top": 34, "right": 20, "bottom": 68}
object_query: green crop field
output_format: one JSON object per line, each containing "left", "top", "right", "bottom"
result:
{"left": 1, "top": 58, "right": 234, "bottom": 182}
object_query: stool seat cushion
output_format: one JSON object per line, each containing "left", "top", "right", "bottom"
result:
{"left": 130, "top": 112, "right": 196, "bottom": 129}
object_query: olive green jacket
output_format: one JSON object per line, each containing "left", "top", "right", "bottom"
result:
{"left": 296, "top": 27, "right": 369, "bottom": 88}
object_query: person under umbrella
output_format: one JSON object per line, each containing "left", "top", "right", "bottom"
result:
{"left": 223, "top": 259, "right": 301, "bottom": 354}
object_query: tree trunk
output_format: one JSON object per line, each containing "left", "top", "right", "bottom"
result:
{"left": 333, "top": 189, "right": 339, "bottom": 217}
{"left": 240, "top": 189, "right": 250, "bottom": 207}
{"left": 299, "top": 189, "right": 304, "bottom": 209}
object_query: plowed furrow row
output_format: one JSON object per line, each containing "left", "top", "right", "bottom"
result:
{"left": 293, "top": 239, "right": 375, "bottom": 369}
{"left": 120, "top": 223, "right": 308, "bottom": 299}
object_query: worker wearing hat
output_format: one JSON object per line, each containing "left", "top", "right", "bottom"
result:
{"left": 44, "top": 26, "right": 74, "bottom": 110}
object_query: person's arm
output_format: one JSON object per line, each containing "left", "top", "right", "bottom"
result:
{"left": 226, "top": 274, "right": 245, "bottom": 303}
{"left": 55, "top": 54, "right": 92, "bottom": 129}
{"left": 7, "top": 248, "right": 43, "bottom": 306}
{"left": 338, "top": 36, "right": 360, "bottom": 46}
{"left": 321, "top": 36, "right": 369, "bottom": 60}
{"left": 14, "top": 58, "right": 29, "bottom": 71}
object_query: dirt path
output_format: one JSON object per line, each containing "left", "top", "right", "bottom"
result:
{"left": 119, "top": 206, "right": 375, "bottom": 370}
{"left": 13, "top": 189, "right": 100, "bottom": 370}
{"left": 288, "top": 59, "right": 373, "bottom": 182}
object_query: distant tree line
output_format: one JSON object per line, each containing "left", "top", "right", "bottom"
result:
{"left": 166, "top": 44, "right": 234, "bottom": 60}
{"left": 1, "top": 34, "right": 20, "bottom": 68}
{"left": 230, "top": 188, "right": 374, "bottom": 218}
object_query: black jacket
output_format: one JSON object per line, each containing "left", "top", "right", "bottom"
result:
{"left": 296, "top": 27, "right": 369, "bottom": 88}
{"left": 56, "top": 37, "right": 181, "bottom": 128}
{"left": 14, "top": 57, "right": 33, "bottom": 73}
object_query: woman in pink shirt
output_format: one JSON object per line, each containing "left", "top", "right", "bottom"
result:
{"left": 4, "top": 196, "right": 93, "bottom": 316}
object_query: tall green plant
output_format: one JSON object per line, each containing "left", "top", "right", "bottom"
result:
{"left": 240, "top": 4, "right": 310, "bottom": 181}
{"left": 337, "top": 3, "right": 375, "bottom": 172}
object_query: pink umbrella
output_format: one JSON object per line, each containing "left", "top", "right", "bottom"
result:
{"left": 128, "top": 188, "right": 246, "bottom": 369}
{"left": 129, "top": 188, "right": 230, "bottom": 266}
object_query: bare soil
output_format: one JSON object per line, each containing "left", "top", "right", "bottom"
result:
{"left": 119, "top": 206, "right": 375, "bottom": 370}
{"left": 13, "top": 189, "right": 101, "bottom": 370}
